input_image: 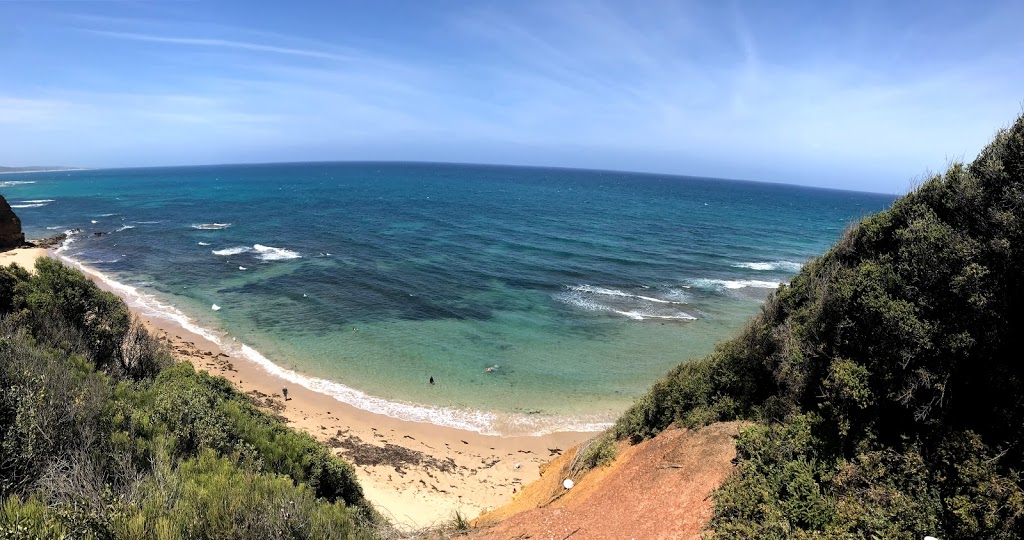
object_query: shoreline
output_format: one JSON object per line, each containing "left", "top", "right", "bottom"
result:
{"left": 10, "top": 246, "right": 592, "bottom": 528}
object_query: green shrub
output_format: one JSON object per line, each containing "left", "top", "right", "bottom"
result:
{"left": 616, "top": 112, "right": 1024, "bottom": 538}
{"left": 578, "top": 433, "right": 617, "bottom": 471}
{"left": 0, "top": 259, "right": 376, "bottom": 538}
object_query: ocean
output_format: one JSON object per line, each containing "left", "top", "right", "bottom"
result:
{"left": 1, "top": 163, "right": 894, "bottom": 435}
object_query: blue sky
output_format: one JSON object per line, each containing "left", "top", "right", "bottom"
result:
{"left": 1, "top": 1, "right": 1021, "bottom": 193}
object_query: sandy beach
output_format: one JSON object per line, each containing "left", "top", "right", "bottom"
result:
{"left": 5, "top": 247, "right": 590, "bottom": 529}
{"left": 0, "top": 247, "right": 49, "bottom": 271}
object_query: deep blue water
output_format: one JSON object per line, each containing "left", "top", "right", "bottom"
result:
{"left": 1, "top": 163, "right": 894, "bottom": 434}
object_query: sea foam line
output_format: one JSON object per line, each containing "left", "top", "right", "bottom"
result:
{"left": 52, "top": 245, "right": 604, "bottom": 436}
{"left": 569, "top": 284, "right": 685, "bottom": 304}
{"left": 212, "top": 244, "right": 301, "bottom": 261}
{"left": 732, "top": 260, "right": 803, "bottom": 272}
{"left": 686, "top": 278, "right": 783, "bottom": 290}
{"left": 212, "top": 246, "right": 252, "bottom": 256}
{"left": 556, "top": 285, "right": 697, "bottom": 321}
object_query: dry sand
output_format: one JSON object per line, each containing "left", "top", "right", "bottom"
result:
{"left": 5, "top": 247, "right": 592, "bottom": 529}
{"left": 0, "top": 247, "right": 48, "bottom": 272}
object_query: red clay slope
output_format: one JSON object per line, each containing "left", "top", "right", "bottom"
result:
{"left": 469, "top": 421, "right": 746, "bottom": 540}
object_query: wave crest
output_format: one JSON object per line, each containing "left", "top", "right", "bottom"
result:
{"left": 212, "top": 244, "right": 302, "bottom": 261}
{"left": 254, "top": 244, "right": 301, "bottom": 261}
{"left": 555, "top": 284, "right": 697, "bottom": 321}
{"left": 212, "top": 246, "right": 252, "bottom": 256}
{"left": 686, "top": 278, "right": 782, "bottom": 290}
{"left": 732, "top": 261, "right": 803, "bottom": 272}
{"left": 192, "top": 223, "right": 231, "bottom": 230}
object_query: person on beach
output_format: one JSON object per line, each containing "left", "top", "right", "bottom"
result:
{"left": 282, "top": 386, "right": 289, "bottom": 401}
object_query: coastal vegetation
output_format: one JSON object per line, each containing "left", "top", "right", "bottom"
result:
{"left": 613, "top": 113, "right": 1024, "bottom": 538}
{"left": 0, "top": 258, "right": 376, "bottom": 538}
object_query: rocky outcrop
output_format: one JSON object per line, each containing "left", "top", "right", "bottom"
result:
{"left": 0, "top": 196, "right": 26, "bottom": 249}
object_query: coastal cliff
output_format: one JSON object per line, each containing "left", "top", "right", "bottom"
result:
{"left": 0, "top": 196, "right": 25, "bottom": 249}
{"left": 472, "top": 112, "right": 1024, "bottom": 539}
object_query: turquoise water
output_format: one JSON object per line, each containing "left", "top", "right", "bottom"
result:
{"left": 1, "top": 163, "right": 894, "bottom": 434}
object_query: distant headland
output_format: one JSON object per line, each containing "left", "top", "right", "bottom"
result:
{"left": 0, "top": 165, "right": 87, "bottom": 174}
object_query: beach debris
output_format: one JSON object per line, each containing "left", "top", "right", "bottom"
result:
{"left": 211, "top": 304, "right": 221, "bottom": 311}
{"left": 563, "top": 478, "right": 574, "bottom": 490}
{"left": 514, "top": 463, "right": 521, "bottom": 469}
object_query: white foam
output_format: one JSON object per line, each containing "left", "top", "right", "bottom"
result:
{"left": 10, "top": 203, "right": 47, "bottom": 208}
{"left": 232, "top": 340, "right": 611, "bottom": 435}
{"left": 569, "top": 284, "right": 684, "bottom": 305}
{"left": 212, "top": 246, "right": 252, "bottom": 256}
{"left": 116, "top": 225, "right": 136, "bottom": 232}
{"left": 197, "top": 242, "right": 211, "bottom": 246}
{"left": 46, "top": 226, "right": 61, "bottom": 230}
{"left": 21, "top": 199, "right": 55, "bottom": 203}
{"left": 0, "top": 180, "right": 35, "bottom": 187}
{"left": 98, "top": 213, "right": 118, "bottom": 217}
{"left": 253, "top": 244, "right": 301, "bottom": 261}
{"left": 613, "top": 310, "right": 697, "bottom": 321}
{"left": 134, "top": 221, "right": 161, "bottom": 224}
{"left": 90, "top": 220, "right": 98, "bottom": 224}
{"left": 192, "top": 223, "right": 231, "bottom": 230}
{"left": 733, "top": 261, "right": 803, "bottom": 272}
{"left": 687, "top": 278, "right": 783, "bottom": 290}
{"left": 53, "top": 229, "right": 80, "bottom": 254}
{"left": 556, "top": 285, "right": 696, "bottom": 322}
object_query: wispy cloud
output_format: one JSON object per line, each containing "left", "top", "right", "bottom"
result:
{"left": 2, "top": 0, "right": 1021, "bottom": 191}
{"left": 86, "top": 30, "right": 352, "bottom": 61}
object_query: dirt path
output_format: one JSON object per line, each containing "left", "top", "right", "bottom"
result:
{"left": 469, "top": 422, "right": 747, "bottom": 540}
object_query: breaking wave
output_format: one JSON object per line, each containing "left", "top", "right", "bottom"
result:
{"left": 555, "top": 284, "right": 697, "bottom": 321}
{"left": 211, "top": 244, "right": 301, "bottom": 261}
{"left": 732, "top": 260, "right": 803, "bottom": 272}
{"left": 254, "top": 244, "right": 301, "bottom": 261}
{"left": 685, "top": 278, "right": 783, "bottom": 290}
{"left": 212, "top": 246, "right": 252, "bottom": 256}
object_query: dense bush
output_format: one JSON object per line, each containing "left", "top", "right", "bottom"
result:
{"left": 0, "top": 258, "right": 376, "bottom": 539}
{"left": 614, "top": 113, "right": 1024, "bottom": 538}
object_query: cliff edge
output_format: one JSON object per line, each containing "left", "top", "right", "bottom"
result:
{"left": 0, "top": 195, "right": 25, "bottom": 250}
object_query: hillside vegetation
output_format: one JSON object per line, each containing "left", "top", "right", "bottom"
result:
{"left": 614, "top": 113, "right": 1024, "bottom": 539}
{"left": 0, "top": 258, "right": 377, "bottom": 539}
